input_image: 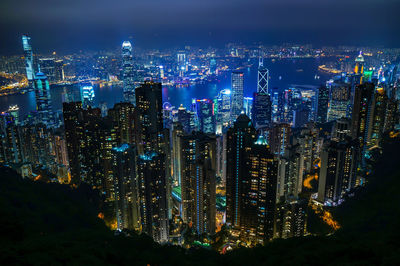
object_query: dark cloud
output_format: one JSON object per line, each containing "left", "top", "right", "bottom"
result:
{"left": 1, "top": 0, "right": 399, "bottom": 54}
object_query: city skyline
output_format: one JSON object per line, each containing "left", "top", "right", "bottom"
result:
{"left": 0, "top": 2, "right": 400, "bottom": 263}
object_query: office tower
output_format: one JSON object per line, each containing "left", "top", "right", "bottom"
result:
{"left": 112, "top": 144, "right": 140, "bottom": 231}
{"left": 243, "top": 97, "right": 253, "bottom": 118}
{"left": 257, "top": 58, "right": 269, "bottom": 94}
{"left": 122, "top": 41, "right": 135, "bottom": 104}
{"left": 108, "top": 102, "right": 135, "bottom": 145}
{"left": 318, "top": 138, "right": 358, "bottom": 205}
{"left": 327, "top": 84, "right": 351, "bottom": 122}
{"left": 368, "top": 87, "right": 387, "bottom": 147}
{"left": 226, "top": 114, "right": 256, "bottom": 228}
{"left": 63, "top": 102, "right": 115, "bottom": 190}
{"left": 292, "top": 125, "right": 320, "bottom": 173}
{"left": 180, "top": 132, "right": 216, "bottom": 235}
{"left": 210, "top": 58, "right": 217, "bottom": 75}
{"left": 230, "top": 71, "right": 244, "bottom": 121}
{"left": 80, "top": 83, "right": 95, "bottom": 108}
{"left": 194, "top": 99, "right": 216, "bottom": 134}
{"left": 331, "top": 118, "right": 352, "bottom": 141}
{"left": 135, "top": 81, "right": 169, "bottom": 242}
{"left": 217, "top": 89, "right": 231, "bottom": 130}
{"left": 22, "top": 35, "right": 35, "bottom": 86}
{"left": 252, "top": 92, "right": 272, "bottom": 128}
{"left": 240, "top": 135, "right": 278, "bottom": 244}
{"left": 177, "top": 105, "right": 196, "bottom": 134}
{"left": 277, "top": 144, "right": 304, "bottom": 200}
{"left": 33, "top": 72, "right": 54, "bottom": 127}
{"left": 293, "top": 108, "right": 310, "bottom": 128}
{"left": 351, "top": 83, "right": 375, "bottom": 162}
{"left": 268, "top": 123, "right": 291, "bottom": 156}
{"left": 135, "top": 81, "right": 165, "bottom": 155}
{"left": 317, "top": 86, "right": 329, "bottom": 123}
{"left": 137, "top": 152, "right": 169, "bottom": 242}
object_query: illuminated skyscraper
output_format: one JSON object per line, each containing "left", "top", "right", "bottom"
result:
{"left": 194, "top": 99, "right": 215, "bottom": 134}
{"left": 243, "top": 97, "right": 253, "bottom": 118}
{"left": 257, "top": 57, "right": 269, "bottom": 94}
{"left": 318, "top": 138, "right": 358, "bottom": 205}
{"left": 230, "top": 71, "right": 244, "bottom": 121}
{"left": 33, "top": 72, "right": 54, "bottom": 127}
{"left": 217, "top": 89, "right": 231, "bottom": 130}
{"left": 327, "top": 84, "right": 351, "bottom": 122}
{"left": 137, "top": 152, "right": 169, "bottom": 242}
{"left": 317, "top": 86, "right": 329, "bottom": 123}
{"left": 180, "top": 132, "right": 216, "bottom": 235}
{"left": 108, "top": 102, "right": 135, "bottom": 145}
{"left": 252, "top": 92, "right": 272, "bottom": 128}
{"left": 112, "top": 144, "right": 140, "bottom": 231}
{"left": 134, "top": 81, "right": 166, "bottom": 155}
{"left": 80, "top": 83, "right": 95, "bottom": 108}
{"left": 22, "top": 35, "right": 35, "bottom": 86}
{"left": 226, "top": 114, "right": 256, "bottom": 228}
{"left": 122, "top": 41, "right": 135, "bottom": 104}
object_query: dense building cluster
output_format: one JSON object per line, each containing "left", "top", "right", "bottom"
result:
{"left": 0, "top": 35, "right": 399, "bottom": 249}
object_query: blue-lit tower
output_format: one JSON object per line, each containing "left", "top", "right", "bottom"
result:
{"left": 230, "top": 71, "right": 244, "bottom": 121}
{"left": 122, "top": 41, "right": 135, "bottom": 105}
{"left": 22, "top": 35, "right": 35, "bottom": 86}
{"left": 33, "top": 72, "right": 54, "bottom": 127}
{"left": 80, "top": 82, "right": 95, "bottom": 108}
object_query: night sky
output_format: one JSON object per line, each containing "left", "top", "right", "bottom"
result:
{"left": 1, "top": 0, "right": 400, "bottom": 54}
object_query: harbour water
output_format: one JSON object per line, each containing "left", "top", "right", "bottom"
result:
{"left": 0, "top": 57, "right": 334, "bottom": 118}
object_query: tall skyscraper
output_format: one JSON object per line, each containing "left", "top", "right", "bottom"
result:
{"left": 180, "top": 132, "right": 216, "bottom": 235}
{"left": 226, "top": 114, "right": 256, "bottom": 228}
{"left": 241, "top": 135, "right": 278, "bottom": 244}
{"left": 134, "top": 81, "right": 169, "bottom": 242}
{"left": 194, "top": 99, "right": 216, "bottom": 134}
{"left": 317, "top": 86, "right": 329, "bottom": 123}
{"left": 137, "top": 152, "right": 169, "bottom": 242}
{"left": 318, "top": 138, "right": 358, "bottom": 205}
{"left": 108, "top": 102, "right": 135, "bottom": 145}
{"left": 230, "top": 71, "right": 244, "bottom": 121}
{"left": 216, "top": 89, "right": 231, "bottom": 130}
{"left": 122, "top": 41, "right": 135, "bottom": 104}
{"left": 252, "top": 92, "right": 272, "bottom": 128}
{"left": 80, "top": 83, "right": 95, "bottom": 108}
{"left": 33, "top": 72, "right": 54, "bottom": 127}
{"left": 257, "top": 58, "right": 269, "bottom": 94}
{"left": 112, "top": 144, "right": 140, "bottom": 231}
{"left": 22, "top": 35, "right": 35, "bottom": 86}
{"left": 135, "top": 81, "right": 165, "bottom": 155}
{"left": 351, "top": 82, "right": 375, "bottom": 170}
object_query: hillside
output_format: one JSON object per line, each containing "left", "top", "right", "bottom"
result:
{"left": 1, "top": 138, "right": 400, "bottom": 265}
